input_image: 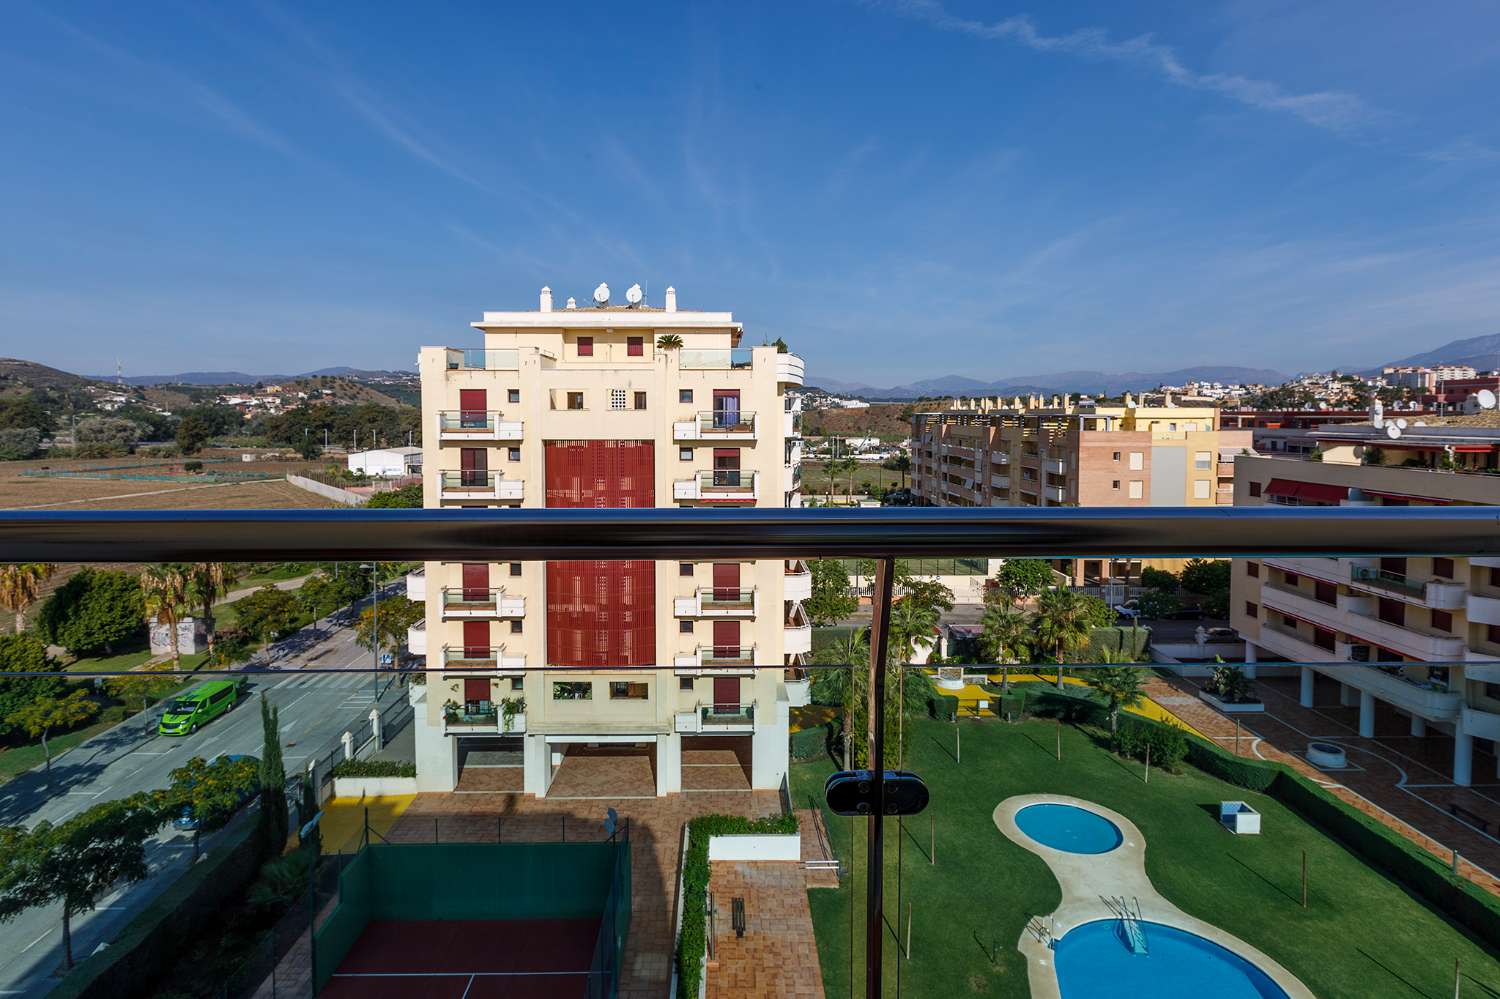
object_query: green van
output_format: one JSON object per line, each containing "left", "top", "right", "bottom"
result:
{"left": 158, "top": 680, "right": 240, "bottom": 736}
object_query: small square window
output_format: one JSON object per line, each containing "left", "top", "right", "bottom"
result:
{"left": 1433, "top": 557, "right": 1455, "bottom": 579}
{"left": 1112, "top": 451, "right": 1121, "bottom": 461}
{"left": 567, "top": 391, "right": 584, "bottom": 410}
{"left": 680, "top": 447, "right": 693, "bottom": 461}
{"left": 507, "top": 447, "right": 521, "bottom": 461}
{"left": 627, "top": 336, "right": 643, "bottom": 356}
{"left": 1246, "top": 561, "right": 1259, "bottom": 578}
{"left": 1245, "top": 601, "right": 1258, "bottom": 618}
{"left": 1111, "top": 480, "right": 1120, "bottom": 489}
{"left": 679, "top": 676, "right": 695, "bottom": 691}
{"left": 509, "top": 677, "right": 523, "bottom": 691}
{"left": 509, "top": 619, "right": 523, "bottom": 634}
{"left": 508, "top": 389, "right": 520, "bottom": 404}
{"left": 679, "top": 620, "right": 693, "bottom": 634}
{"left": 610, "top": 388, "right": 627, "bottom": 410}
{"left": 1432, "top": 609, "right": 1452, "bottom": 632}
{"left": 634, "top": 391, "right": 647, "bottom": 410}
{"left": 679, "top": 562, "right": 694, "bottom": 577}
{"left": 577, "top": 336, "right": 594, "bottom": 357}
{"left": 680, "top": 389, "right": 694, "bottom": 404}
{"left": 1249, "top": 481, "right": 1262, "bottom": 497}
{"left": 509, "top": 562, "right": 522, "bottom": 576}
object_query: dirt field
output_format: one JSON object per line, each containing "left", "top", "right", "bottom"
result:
{"left": 0, "top": 452, "right": 343, "bottom": 511}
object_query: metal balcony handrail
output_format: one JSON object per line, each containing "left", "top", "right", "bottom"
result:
{"left": 441, "top": 586, "right": 510, "bottom": 604}
{"left": 1350, "top": 565, "right": 1427, "bottom": 596}
{"left": 698, "top": 700, "right": 755, "bottom": 722}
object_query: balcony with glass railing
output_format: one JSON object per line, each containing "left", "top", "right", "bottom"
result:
{"left": 678, "top": 347, "right": 754, "bottom": 370}
{"left": 444, "top": 347, "right": 519, "bottom": 371}
{"left": 440, "top": 645, "right": 526, "bottom": 673}
{"left": 435, "top": 410, "right": 523, "bottom": 442}
{"left": 1349, "top": 564, "right": 1467, "bottom": 608}
{"left": 673, "top": 469, "right": 758, "bottom": 501}
{"left": 672, "top": 411, "right": 757, "bottom": 441}
{"left": 672, "top": 587, "right": 757, "bottom": 618}
{"left": 673, "top": 645, "right": 757, "bottom": 674}
{"left": 438, "top": 469, "right": 524, "bottom": 501}
{"left": 440, "top": 587, "right": 525, "bottom": 619}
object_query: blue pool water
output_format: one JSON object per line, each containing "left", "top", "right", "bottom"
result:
{"left": 1055, "top": 920, "right": 1290, "bottom": 999}
{"left": 1014, "top": 803, "right": 1123, "bottom": 854}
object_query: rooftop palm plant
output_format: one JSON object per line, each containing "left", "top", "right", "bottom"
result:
{"left": 656, "top": 333, "right": 683, "bottom": 349}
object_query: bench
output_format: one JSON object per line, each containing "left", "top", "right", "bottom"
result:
{"left": 1448, "top": 802, "right": 1492, "bottom": 835}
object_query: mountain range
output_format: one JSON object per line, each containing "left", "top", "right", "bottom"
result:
{"left": 85, "top": 366, "right": 415, "bottom": 386}
{"left": 808, "top": 366, "right": 1290, "bottom": 400}
{"left": 1375, "top": 333, "right": 1500, "bottom": 374}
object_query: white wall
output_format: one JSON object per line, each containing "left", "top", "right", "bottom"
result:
{"left": 410, "top": 686, "right": 458, "bottom": 791}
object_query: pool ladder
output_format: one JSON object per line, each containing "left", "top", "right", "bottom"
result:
{"left": 1107, "top": 895, "right": 1149, "bottom": 955}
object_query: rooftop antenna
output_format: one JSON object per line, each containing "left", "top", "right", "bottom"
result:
{"left": 593, "top": 283, "right": 610, "bottom": 307}
{"left": 115, "top": 358, "right": 123, "bottom": 386}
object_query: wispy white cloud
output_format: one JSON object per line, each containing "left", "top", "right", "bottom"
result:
{"left": 331, "top": 78, "right": 494, "bottom": 194}
{"left": 867, "top": 1, "right": 1377, "bottom": 133}
{"left": 1421, "top": 138, "right": 1500, "bottom": 164}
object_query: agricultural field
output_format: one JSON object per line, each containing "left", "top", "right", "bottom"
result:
{"left": 0, "top": 452, "right": 341, "bottom": 511}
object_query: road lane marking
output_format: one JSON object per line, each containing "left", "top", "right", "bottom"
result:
{"left": 21, "top": 929, "right": 52, "bottom": 952}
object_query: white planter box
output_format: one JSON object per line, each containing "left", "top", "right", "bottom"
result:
{"left": 1220, "top": 801, "right": 1261, "bottom": 835}
{"left": 707, "top": 833, "right": 800, "bottom": 862}
{"left": 1199, "top": 691, "right": 1266, "bottom": 714}
{"left": 332, "top": 776, "right": 419, "bottom": 798}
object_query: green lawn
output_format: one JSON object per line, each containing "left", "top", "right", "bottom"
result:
{"left": 0, "top": 706, "right": 127, "bottom": 781}
{"left": 791, "top": 715, "right": 1500, "bottom": 999}
{"left": 65, "top": 648, "right": 210, "bottom": 673}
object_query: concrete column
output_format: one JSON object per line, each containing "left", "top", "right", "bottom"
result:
{"left": 656, "top": 733, "right": 682, "bottom": 796}
{"left": 369, "top": 706, "right": 382, "bottom": 749}
{"left": 1410, "top": 715, "right": 1426, "bottom": 737}
{"left": 1242, "top": 641, "right": 1257, "bottom": 680}
{"left": 413, "top": 687, "right": 458, "bottom": 792}
{"left": 1339, "top": 683, "right": 1357, "bottom": 707}
{"left": 1358, "top": 690, "right": 1375, "bottom": 738}
{"left": 1299, "top": 666, "right": 1315, "bottom": 708}
{"left": 751, "top": 697, "right": 791, "bottom": 790}
{"left": 1454, "top": 721, "right": 1474, "bottom": 788}
{"left": 523, "top": 734, "right": 548, "bottom": 796}
{"left": 341, "top": 730, "right": 354, "bottom": 760}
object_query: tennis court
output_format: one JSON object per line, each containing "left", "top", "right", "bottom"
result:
{"left": 321, "top": 916, "right": 601, "bottom": 998}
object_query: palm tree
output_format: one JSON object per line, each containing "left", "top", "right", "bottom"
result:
{"left": 979, "top": 599, "right": 1030, "bottom": 692}
{"left": 656, "top": 333, "right": 683, "bottom": 349}
{"left": 1085, "top": 665, "right": 1148, "bottom": 733}
{"left": 822, "top": 457, "right": 839, "bottom": 505}
{"left": 185, "top": 562, "right": 239, "bottom": 656}
{"left": 1032, "top": 589, "right": 1092, "bottom": 689}
{"left": 140, "top": 565, "right": 189, "bottom": 671}
{"left": 0, "top": 563, "right": 56, "bottom": 633}
{"left": 812, "top": 628, "right": 870, "bottom": 769}
{"left": 892, "top": 454, "right": 911, "bottom": 489}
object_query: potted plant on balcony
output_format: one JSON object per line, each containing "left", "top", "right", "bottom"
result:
{"left": 500, "top": 696, "right": 527, "bottom": 733}
{"left": 442, "top": 698, "right": 462, "bottom": 724}
{"left": 1198, "top": 663, "right": 1264, "bottom": 713}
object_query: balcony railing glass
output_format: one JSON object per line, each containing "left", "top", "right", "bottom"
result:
{"left": 445, "top": 347, "right": 519, "bottom": 370}
{"left": 679, "top": 347, "right": 753, "bottom": 369}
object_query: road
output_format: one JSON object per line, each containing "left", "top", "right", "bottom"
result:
{"left": 0, "top": 583, "right": 409, "bottom": 999}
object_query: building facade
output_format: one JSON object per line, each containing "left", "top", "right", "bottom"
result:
{"left": 1229, "top": 437, "right": 1500, "bottom": 785}
{"left": 405, "top": 285, "right": 807, "bottom": 796}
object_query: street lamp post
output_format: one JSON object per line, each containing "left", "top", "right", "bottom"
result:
{"left": 360, "top": 562, "right": 380, "bottom": 701}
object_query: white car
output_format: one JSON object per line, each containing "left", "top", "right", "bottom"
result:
{"left": 1112, "top": 599, "right": 1141, "bottom": 620}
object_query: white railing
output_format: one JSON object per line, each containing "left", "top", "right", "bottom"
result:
{"left": 436, "top": 411, "right": 523, "bottom": 442}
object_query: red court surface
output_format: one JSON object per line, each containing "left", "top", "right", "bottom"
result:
{"left": 320, "top": 918, "right": 601, "bottom": 999}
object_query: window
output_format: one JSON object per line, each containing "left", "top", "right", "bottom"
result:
{"left": 1283, "top": 571, "right": 1299, "bottom": 586}
{"left": 1194, "top": 451, "right": 1211, "bottom": 469}
{"left": 679, "top": 446, "right": 695, "bottom": 461}
{"left": 552, "top": 682, "right": 592, "bottom": 700}
{"left": 1127, "top": 480, "right": 1143, "bottom": 499}
{"left": 1431, "top": 609, "right": 1452, "bottom": 632}
{"left": 627, "top": 336, "right": 644, "bottom": 356}
{"left": 509, "top": 562, "right": 522, "bottom": 576}
{"left": 508, "top": 447, "right": 521, "bottom": 461}
{"left": 1313, "top": 627, "right": 1336, "bottom": 652}
{"left": 1491, "top": 567, "right": 1500, "bottom": 589}
{"left": 507, "top": 389, "right": 520, "bottom": 404}
{"left": 679, "top": 619, "right": 693, "bottom": 634}
{"left": 679, "top": 677, "right": 695, "bottom": 691}
{"left": 509, "top": 677, "right": 524, "bottom": 691}
{"left": 610, "top": 681, "right": 649, "bottom": 699}
{"left": 1378, "top": 597, "right": 1405, "bottom": 626}
{"left": 610, "top": 389, "right": 627, "bottom": 410}
{"left": 1245, "top": 601, "right": 1258, "bottom": 618}
{"left": 679, "top": 562, "right": 694, "bottom": 576}
{"left": 566, "top": 391, "right": 584, "bottom": 410}
{"left": 1193, "top": 480, "right": 1210, "bottom": 499}
{"left": 1249, "top": 481, "right": 1262, "bottom": 497}
{"left": 1432, "top": 557, "right": 1455, "bottom": 579}
{"left": 634, "top": 391, "right": 647, "bottom": 410}
{"left": 680, "top": 389, "right": 694, "bottom": 404}
{"left": 1111, "top": 480, "right": 1119, "bottom": 489}
{"left": 1489, "top": 624, "right": 1500, "bottom": 645}
{"left": 1112, "top": 451, "right": 1121, "bottom": 461}
{"left": 509, "top": 619, "right": 523, "bottom": 634}
{"left": 1314, "top": 581, "right": 1336, "bottom": 605}
{"left": 577, "top": 336, "right": 593, "bottom": 357}
{"left": 1246, "top": 561, "right": 1260, "bottom": 578}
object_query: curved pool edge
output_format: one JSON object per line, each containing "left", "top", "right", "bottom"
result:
{"left": 993, "top": 794, "right": 1317, "bottom": 999}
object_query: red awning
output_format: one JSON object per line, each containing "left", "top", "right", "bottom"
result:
{"left": 1264, "top": 479, "right": 1348, "bottom": 504}
{"left": 1358, "top": 490, "right": 1452, "bottom": 505}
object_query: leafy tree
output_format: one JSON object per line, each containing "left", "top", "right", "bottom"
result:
{"left": 366, "top": 483, "right": 423, "bottom": 508}
{"left": 1032, "top": 589, "right": 1093, "bottom": 688}
{"left": 36, "top": 569, "right": 144, "bottom": 656}
{"left": 812, "top": 628, "right": 869, "bottom": 769}
{"left": 168, "top": 754, "right": 258, "bottom": 861}
{"left": 7, "top": 690, "right": 98, "bottom": 771}
{"left": 355, "top": 596, "right": 423, "bottom": 664}
{"left": 174, "top": 412, "right": 211, "bottom": 454}
{"left": 1139, "top": 567, "right": 1178, "bottom": 592}
{"left": 0, "top": 793, "right": 166, "bottom": 967}
{"left": 1075, "top": 592, "right": 1115, "bottom": 630}
{"left": 804, "top": 559, "right": 857, "bottom": 627}
{"left": 185, "top": 562, "right": 239, "bottom": 657}
{"left": 0, "top": 428, "right": 42, "bottom": 460}
{"left": 73, "top": 416, "right": 141, "bottom": 457}
{"left": 235, "top": 585, "right": 299, "bottom": 654}
{"left": 0, "top": 634, "right": 66, "bottom": 743}
{"left": 0, "top": 562, "right": 57, "bottom": 632}
{"left": 1085, "top": 665, "right": 1148, "bottom": 733}
{"left": 1137, "top": 588, "right": 1181, "bottom": 620}
{"left": 257, "top": 696, "right": 289, "bottom": 856}
{"left": 1180, "top": 558, "right": 1232, "bottom": 618}
{"left": 994, "top": 559, "right": 1053, "bottom": 605}
{"left": 887, "top": 580, "right": 954, "bottom": 665}
{"left": 0, "top": 393, "right": 54, "bottom": 435}
{"left": 978, "top": 599, "right": 1030, "bottom": 691}
{"left": 140, "top": 564, "right": 189, "bottom": 671}
{"left": 295, "top": 436, "right": 322, "bottom": 460}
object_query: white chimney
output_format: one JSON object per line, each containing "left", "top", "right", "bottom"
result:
{"left": 539, "top": 286, "right": 553, "bottom": 312}
{"left": 664, "top": 286, "right": 677, "bottom": 312}
{"left": 565, "top": 297, "right": 576, "bottom": 310}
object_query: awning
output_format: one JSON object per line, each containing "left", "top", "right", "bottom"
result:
{"left": 1264, "top": 479, "right": 1349, "bottom": 504}
{"left": 1357, "top": 489, "right": 1452, "bottom": 505}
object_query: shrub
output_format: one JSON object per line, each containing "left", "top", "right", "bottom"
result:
{"left": 0, "top": 427, "right": 42, "bottom": 460}
{"left": 1088, "top": 625, "right": 1150, "bottom": 662}
{"left": 328, "top": 759, "right": 415, "bottom": 778}
{"left": 36, "top": 569, "right": 145, "bottom": 656}
{"left": 183, "top": 460, "right": 204, "bottom": 472}
{"left": 246, "top": 844, "right": 316, "bottom": 911}
{"left": 678, "top": 813, "right": 798, "bottom": 996}
{"left": 928, "top": 693, "right": 959, "bottom": 721}
{"left": 1139, "top": 567, "right": 1178, "bottom": 592}
{"left": 1112, "top": 715, "right": 1187, "bottom": 772}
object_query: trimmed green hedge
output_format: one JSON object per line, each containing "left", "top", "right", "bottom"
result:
{"left": 1088, "top": 625, "right": 1151, "bottom": 662}
{"left": 790, "top": 724, "right": 829, "bottom": 761}
{"left": 330, "top": 759, "right": 417, "bottom": 778}
{"left": 677, "top": 813, "right": 799, "bottom": 997}
{"left": 48, "top": 814, "right": 265, "bottom": 999}
{"left": 928, "top": 693, "right": 958, "bottom": 721}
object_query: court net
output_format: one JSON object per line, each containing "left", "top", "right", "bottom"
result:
{"left": 322, "top": 969, "right": 606, "bottom": 999}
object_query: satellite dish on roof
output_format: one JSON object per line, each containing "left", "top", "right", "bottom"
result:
{"left": 1386, "top": 424, "right": 1403, "bottom": 440}
{"left": 593, "top": 283, "right": 610, "bottom": 305}
{"left": 625, "top": 283, "right": 643, "bottom": 305}
{"left": 1477, "top": 389, "right": 1497, "bottom": 410}
{"left": 1396, "top": 418, "right": 1408, "bottom": 430}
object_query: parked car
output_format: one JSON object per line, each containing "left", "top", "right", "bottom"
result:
{"left": 1163, "top": 606, "right": 1207, "bottom": 621}
{"left": 158, "top": 679, "right": 241, "bottom": 736}
{"left": 173, "top": 754, "right": 260, "bottom": 830}
{"left": 1204, "top": 626, "right": 1237, "bottom": 642}
{"left": 1112, "top": 599, "right": 1141, "bottom": 621}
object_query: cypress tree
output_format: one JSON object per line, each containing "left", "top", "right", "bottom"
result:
{"left": 257, "top": 694, "right": 289, "bottom": 856}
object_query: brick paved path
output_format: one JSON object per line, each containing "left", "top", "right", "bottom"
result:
{"left": 706, "top": 861, "right": 825, "bottom": 999}
{"left": 1145, "top": 671, "right": 1500, "bottom": 895}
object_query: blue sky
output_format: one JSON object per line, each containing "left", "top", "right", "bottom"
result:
{"left": 2, "top": 1, "right": 1499, "bottom": 385}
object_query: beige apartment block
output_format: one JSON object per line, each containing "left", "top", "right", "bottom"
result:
{"left": 405, "top": 284, "right": 807, "bottom": 797}
{"left": 1229, "top": 445, "right": 1500, "bottom": 785}
{"left": 911, "top": 396, "right": 1251, "bottom": 587}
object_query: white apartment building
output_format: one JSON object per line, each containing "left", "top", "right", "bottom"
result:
{"left": 1230, "top": 430, "right": 1500, "bottom": 785}
{"left": 405, "top": 284, "right": 808, "bottom": 797}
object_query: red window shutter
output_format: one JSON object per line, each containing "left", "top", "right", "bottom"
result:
{"left": 462, "top": 563, "right": 489, "bottom": 601}
{"left": 627, "top": 336, "right": 643, "bottom": 356}
{"left": 462, "top": 620, "right": 489, "bottom": 657}
{"left": 578, "top": 336, "right": 593, "bottom": 356}
{"left": 712, "top": 676, "right": 740, "bottom": 712}
{"left": 712, "top": 563, "right": 740, "bottom": 601}
{"left": 463, "top": 678, "right": 489, "bottom": 702}
{"left": 712, "top": 620, "right": 739, "bottom": 657}
{"left": 459, "top": 389, "right": 487, "bottom": 428}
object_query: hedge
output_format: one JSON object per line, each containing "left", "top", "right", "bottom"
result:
{"left": 677, "top": 813, "right": 799, "bottom": 997}
{"left": 790, "top": 724, "right": 829, "bottom": 761}
{"left": 1088, "top": 625, "right": 1152, "bottom": 662}
{"left": 928, "top": 693, "right": 958, "bottom": 721}
{"left": 329, "top": 759, "right": 416, "bottom": 778}
{"left": 48, "top": 811, "right": 266, "bottom": 999}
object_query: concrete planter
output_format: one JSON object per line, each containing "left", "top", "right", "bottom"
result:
{"left": 332, "top": 776, "right": 419, "bottom": 798}
{"left": 1199, "top": 690, "right": 1265, "bottom": 714}
{"left": 707, "top": 833, "right": 801, "bottom": 862}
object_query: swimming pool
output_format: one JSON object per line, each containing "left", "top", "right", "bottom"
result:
{"left": 1054, "top": 919, "right": 1290, "bottom": 999}
{"left": 1014, "top": 802, "right": 1123, "bottom": 854}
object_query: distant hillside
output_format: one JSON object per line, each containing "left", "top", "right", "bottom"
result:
{"left": 95, "top": 366, "right": 417, "bottom": 386}
{"left": 1379, "top": 333, "right": 1500, "bottom": 373}
{"left": 812, "top": 366, "right": 1286, "bottom": 400}
{"left": 0, "top": 358, "right": 100, "bottom": 393}
{"left": 801, "top": 403, "right": 915, "bottom": 441}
